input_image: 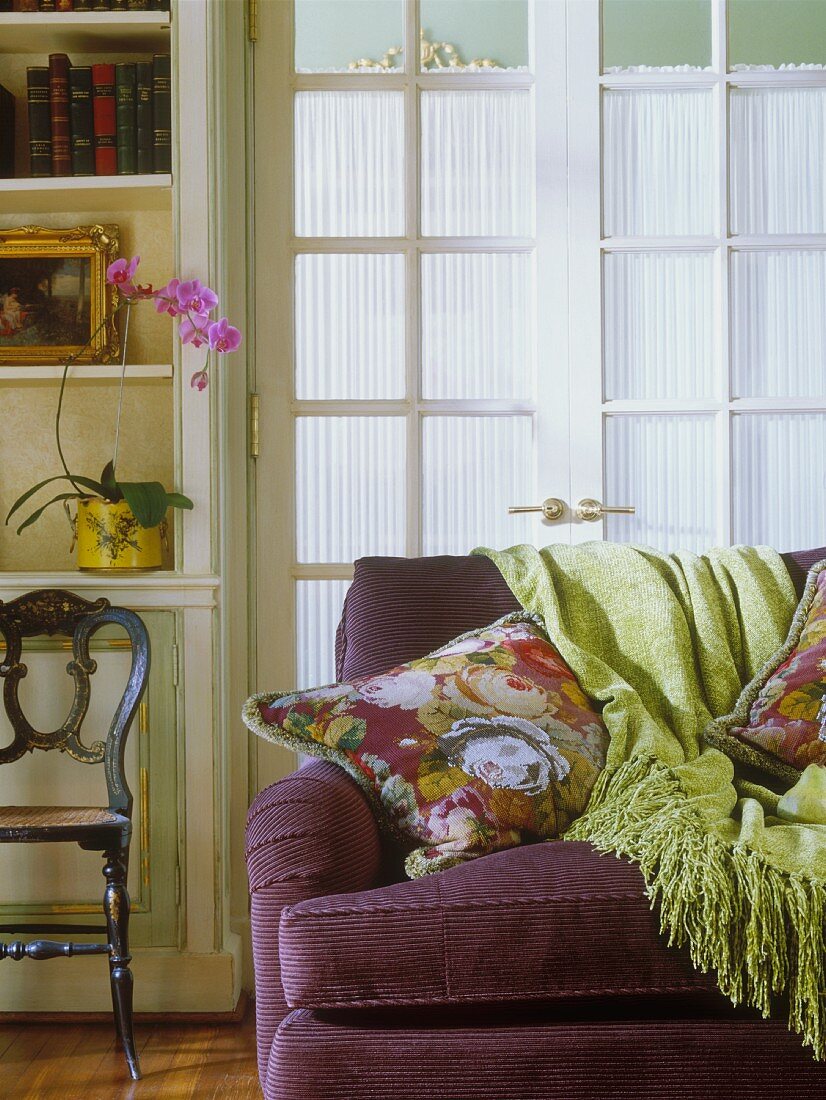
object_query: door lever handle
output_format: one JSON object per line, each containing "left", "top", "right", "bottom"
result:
{"left": 508, "top": 498, "right": 566, "bottom": 522}
{"left": 576, "top": 498, "right": 635, "bottom": 522}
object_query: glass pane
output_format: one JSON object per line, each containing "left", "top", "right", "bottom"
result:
{"left": 421, "top": 90, "right": 534, "bottom": 237}
{"left": 731, "top": 250, "right": 826, "bottom": 398}
{"left": 295, "top": 0, "right": 404, "bottom": 73}
{"left": 604, "top": 414, "right": 717, "bottom": 550}
{"left": 421, "top": 252, "right": 534, "bottom": 400}
{"left": 295, "top": 91, "right": 405, "bottom": 237}
{"left": 422, "top": 415, "right": 533, "bottom": 555}
{"left": 420, "top": 0, "right": 529, "bottom": 71}
{"left": 602, "top": 0, "right": 711, "bottom": 72}
{"left": 729, "top": 0, "right": 826, "bottom": 70}
{"left": 732, "top": 413, "right": 826, "bottom": 551}
{"left": 295, "top": 417, "right": 406, "bottom": 562}
{"left": 730, "top": 89, "right": 826, "bottom": 235}
{"left": 603, "top": 90, "right": 715, "bottom": 237}
{"left": 603, "top": 251, "right": 716, "bottom": 400}
{"left": 295, "top": 580, "right": 351, "bottom": 687}
{"left": 295, "top": 254, "right": 405, "bottom": 399}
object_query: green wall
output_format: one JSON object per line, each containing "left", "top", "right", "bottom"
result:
{"left": 294, "top": 0, "right": 529, "bottom": 71}
{"left": 603, "top": 0, "right": 826, "bottom": 70}
{"left": 728, "top": 0, "right": 826, "bottom": 66}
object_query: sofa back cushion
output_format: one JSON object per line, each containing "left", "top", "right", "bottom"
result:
{"left": 337, "top": 548, "right": 826, "bottom": 682}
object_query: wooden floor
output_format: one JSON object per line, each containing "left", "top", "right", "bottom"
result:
{"left": 0, "top": 1014, "right": 260, "bottom": 1100}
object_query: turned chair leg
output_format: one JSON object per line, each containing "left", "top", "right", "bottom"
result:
{"left": 103, "top": 849, "right": 141, "bottom": 1081}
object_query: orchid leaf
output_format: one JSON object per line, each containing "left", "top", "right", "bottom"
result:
{"left": 118, "top": 481, "right": 169, "bottom": 529}
{"left": 5, "top": 474, "right": 106, "bottom": 524}
{"left": 164, "top": 492, "right": 194, "bottom": 511}
{"left": 15, "top": 493, "right": 83, "bottom": 535}
{"left": 100, "top": 461, "right": 123, "bottom": 502}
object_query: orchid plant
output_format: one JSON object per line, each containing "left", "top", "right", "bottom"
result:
{"left": 6, "top": 255, "right": 241, "bottom": 535}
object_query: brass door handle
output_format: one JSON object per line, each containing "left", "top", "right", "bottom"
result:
{"left": 576, "top": 498, "right": 635, "bottom": 522}
{"left": 508, "top": 498, "right": 566, "bottom": 522}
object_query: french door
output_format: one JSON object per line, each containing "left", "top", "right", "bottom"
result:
{"left": 253, "top": 0, "right": 826, "bottom": 786}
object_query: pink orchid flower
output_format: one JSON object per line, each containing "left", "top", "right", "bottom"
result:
{"left": 190, "top": 369, "right": 209, "bottom": 392}
{"left": 154, "top": 278, "right": 181, "bottom": 316}
{"left": 106, "top": 255, "right": 141, "bottom": 298}
{"left": 207, "top": 317, "right": 242, "bottom": 353}
{"left": 180, "top": 312, "right": 210, "bottom": 348}
{"left": 176, "top": 279, "right": 218, "bottom": 317}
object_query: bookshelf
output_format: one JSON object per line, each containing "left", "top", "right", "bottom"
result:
{"left": 0, "top": 171, "right": 172, "bottom": 211}
{"left": 0, "top": 1, "right": 247, "bottom": 1018}
{"left": 0, "top": 12, "right": 171, "bottom": 54}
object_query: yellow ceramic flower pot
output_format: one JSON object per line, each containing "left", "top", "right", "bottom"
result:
{"left": 76, "top": 498, "right": 164, "bottom": 572}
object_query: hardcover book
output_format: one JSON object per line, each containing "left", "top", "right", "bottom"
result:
{"left": 109, "top": 0, "right": 129, "bottom": 8}
{"left": 73, "top": 0, "right": 93, "bottom": 7}
{"left": 69, "top": 66, "right": 94, "bottom": 176}
{"left": 0, "top": 84, "right": 14, "bottom": 180}
{"left": 91, "top": 0, "right": 111, "bottom": 9}
{"left": 115, "top": 62, "right": 137, "bottom": 175}
{"left": 38, "top": 0, "right": 58, "bottom": 10}
{"left": 152, "top": 53, "right": 171, "bottom": 174}
{"left": 26, "top": 67, "right": 52, "bottom": 177}
{"left": 56, "top": 0, "right": 74, "bottom": 9}
{"left": 26, "top": 67, "right": 51, "bottom": 177}
{"left": 127, "top": 0, "right": 149, "bottom": 7}
{"left": 91, "top": 62, "right": 116, "bottom": 175}
{"left": 11, "top": 1, "right": 39, "bottom": 12}
{"left": 136, "top": 60, "right": 153, "bottom": 175}
{"left": 48, "top": 53, "right": 71, "bottom": 178}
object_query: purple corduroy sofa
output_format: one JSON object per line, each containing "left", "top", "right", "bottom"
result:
{"left": 246, "top": 549, "right": 826, "bottom": 1099}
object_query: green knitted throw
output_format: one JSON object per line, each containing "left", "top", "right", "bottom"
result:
{"left": 475, "top": 541, "right": 826, "bottom": 1058}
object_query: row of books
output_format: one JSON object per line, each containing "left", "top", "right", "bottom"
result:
{"left": 0, "top": 2, "right": 170, "bottom": 10}
{"left": 25, "top": 53, "right": 171, "bottom": 177}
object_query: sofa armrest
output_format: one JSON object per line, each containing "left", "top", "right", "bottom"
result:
{"left": 246, "top": 759, "right": 382, "bottom": 1083}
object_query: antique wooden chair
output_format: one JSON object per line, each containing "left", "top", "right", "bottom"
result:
{"left": 0, "top": 589, "right": 150, "bottom": 1080}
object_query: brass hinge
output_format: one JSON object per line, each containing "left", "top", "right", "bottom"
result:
{"left": 171, "top": 643, "right": 180, "bottom": 687}
{"left": 249, "top": 392, "right": 260, "bottom": 459}
{"left": 248, "top": 0, "right": 258, "bottom": 43}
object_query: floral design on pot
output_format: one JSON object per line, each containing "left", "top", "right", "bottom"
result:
{"left": 438, "top": 715, "right": 571, "bottom": 796}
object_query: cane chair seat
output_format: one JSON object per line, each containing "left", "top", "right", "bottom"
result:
{"left": 0, "top": 805, "right": 128, "bottom": 837}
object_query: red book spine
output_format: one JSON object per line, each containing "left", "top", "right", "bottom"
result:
{"left": 48, "top": 53, "right": 71, "bottom": 177}
{"left": 92, "top": 63, "right": 117, "bottom": 176}
{"left": 56, "top": 0, "right": 74, "bottom": 9}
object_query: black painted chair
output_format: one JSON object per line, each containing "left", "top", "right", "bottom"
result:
{"left": 0, "top": 589, "right": 150, "bottom": 1080}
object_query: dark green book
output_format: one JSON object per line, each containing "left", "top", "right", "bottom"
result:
{"left": 26, "top": 67, "right": 51, "bottom": 178}
{"left": 136, "top": 60, "right": 153, "bottom": 174}
{"left": 69, "top": 66, "right": 94, "bottom": 176}
{"left": 110, "top": 0, "right": 129, "bottom": 8}
{"left": 115, "top": 62, "right": 137, "bottom": 175}
{"left": 152, "top": 53, "right": 171, "bottom": 174}
{"left": 127, "top": 0, "right": 149, "bottom": 8}
{"left": 0, "top": 83, "right": 14, "bottom": 179}
{"left": 73, "top": 0, "right": 93, "bottom": 8}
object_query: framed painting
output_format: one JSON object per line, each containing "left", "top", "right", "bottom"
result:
{"left": 0, "top": 224, "right": 120, "bottom": 365}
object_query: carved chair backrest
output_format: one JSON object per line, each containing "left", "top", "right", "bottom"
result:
{"left": 0, "top": 590, "right": 150, "bottom": 818}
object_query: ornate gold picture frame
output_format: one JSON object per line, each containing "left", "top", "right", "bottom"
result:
{"left": 0, "top": 224, "right": 120, "bottom": 365}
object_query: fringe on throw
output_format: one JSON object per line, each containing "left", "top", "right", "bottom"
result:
{"left": 564, "top": 755, "right": 826, "bottom": 1059}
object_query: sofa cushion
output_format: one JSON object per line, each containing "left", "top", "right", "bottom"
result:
{"left": 245, "top": 617, "right": 610, "bottom": 877}
{"left": 279, "top": 840, "right": 717, "bottom": 1011}
{"left": 706, "top": 557, "right": 826, "bottom": 782}
{"left": 337, "top": 549, "right": 826, "bottom": 682}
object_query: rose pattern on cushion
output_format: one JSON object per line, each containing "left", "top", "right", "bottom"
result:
{"left": 716, "top": 566, "right": 826, "bottom": 776}
{"left": 438, "top": 716, "right": 570, "bottom": 795}
{"left": 249, "top": 617, "right": 610, "bottom": 877}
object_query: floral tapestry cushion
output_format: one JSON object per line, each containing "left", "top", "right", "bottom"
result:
{"left": 705, "top": 560, "right": 826, "bottom": 784}
{"left": 243, "top": 614, "right": 610, "bottom": 877}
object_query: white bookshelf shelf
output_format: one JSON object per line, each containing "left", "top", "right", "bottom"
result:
{"left": 0, "top": 173, "right": 172, "bottom": 213}
{"left": 0, "top": 363, "right": 172, "bottom": 381}
{"left": 0, "top": 12, "right": 171, "bottom": 54}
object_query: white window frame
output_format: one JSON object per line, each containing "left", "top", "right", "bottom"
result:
{"left": 568, "top": 0, "right": 826, "bottom": 547}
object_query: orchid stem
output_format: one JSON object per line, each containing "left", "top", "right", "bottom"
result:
{"left": 111, "top": 301, "right": 131, "bottom": 477}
